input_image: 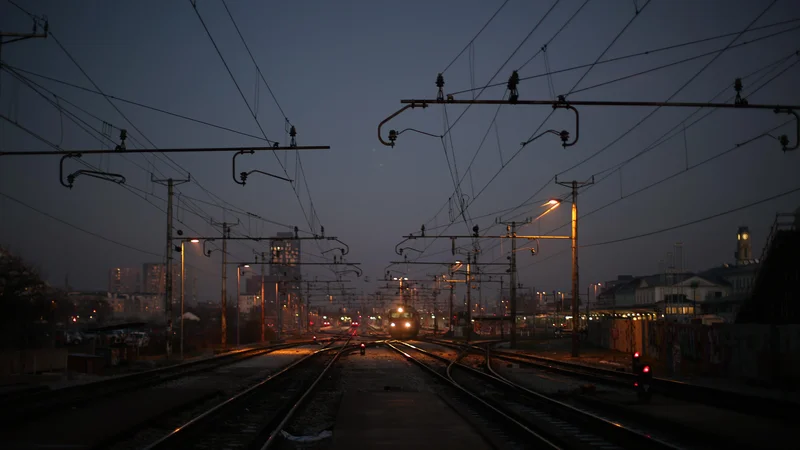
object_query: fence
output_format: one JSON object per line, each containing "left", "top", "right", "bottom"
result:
{"left": 587, "top": 319, "right": 800, "bottom": 385}
{"left": 0, "top": 348, "right": 69, "bottom": 376}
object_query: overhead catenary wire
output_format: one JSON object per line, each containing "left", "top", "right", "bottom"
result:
{"left": 0, "top": 67, "right": 231, "bottom": 237}
{"left": 555, "top": 0, "right": 779, "bottom": 177}
{"left": 477, "top": 3, "right": 791, "bottom": 244}
{"left": 0, "top": 64, "right": 269, "bottom": 142}
{"left": 440, "top": 0, "right": 512, "bottom": 74}
{"left": 0, "top": 190, "right": 162, "bottom": 257}
{"left": 0, "top": 77, "right": 261, "bottom": 262}
{"left": 408, "top": 2, "right": 651, "bottom": 265}
{"left": 439, "top": 0, "right": 562, "bottom": 140}
{"left": 0, "top": 112, "right": 216, "bottom": 254}
{"left": 411, "top": 0, "right": 594, "bottom": 257}
{"left": 565, "top": 0, "right": 653, "bottom": 96}
{"left": 540, "top": 185, "right": 800, "bottom": 260}
{"left": 4, "top": 0, "right": 277, "bottom": 254}
{"left": 0, "top": 66, "right": 315, "bottom": 253}
{"left": 569, "top": 25, "right": 800, "bottom": 95}
{"left": 219, "top": 2, "right": 335, "bottom": 249}
{"left": 401, "top": 20, "right": 792, "bottom": 283}
{"left": 220, "top": 0, "right": 289, "bottom": 124}
{"left": 466, "top": 65, "right": 800, "bottom": 273}
{"left": 471, "top": 62, "right": 799, "bottom": 269}
{"left": 189, "top": 1, "right": 336, "bottom": 268}
{"left": 8, "top": 2, "right": 339, "bottom": 273}
{"left": 417, "top": 0, "right": 594, "bottom": 232}
{"left": 515, "top": 0, "right": 592, "bottom": 73}
{"left": 501, "top": 47, "right": 799, "bottom": 231}
{"left": 447, "top": 16, "right": 800, "bottom": 96}
{"left": 590, "top": 52, "right": 800, "bottom": 181}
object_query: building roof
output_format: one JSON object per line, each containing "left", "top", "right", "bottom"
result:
{"left": 701, "top": 261, "right": 760, "bottom": 279}
{"left": 597, "top": 271, "right": 729, "bottom": 299}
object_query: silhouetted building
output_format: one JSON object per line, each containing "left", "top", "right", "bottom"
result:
{"left": 270, "top": 232, "right": 301, "bottom": 280}
{"left": 140, "top": 263, "right": 195, "bottom": 300}
{"left": 108, "top": 267, "right": 141, "bottom": 294}
{"left": 737, "top": 210, "right": 800, "bottom": 324}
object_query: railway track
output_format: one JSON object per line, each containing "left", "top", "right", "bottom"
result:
{"left": 427, "top": 337, "right": 797, "bottom": 420}
{"left": 386, "top": 340, "right": 559, "bottom": 450}
{"left": 391, "top": 340, "right": 682, "bottom": 450}
{"left": 138, "top": 337, "right": 354, "bottom": 450}
{"left": 0, "top": 340, "right": 320, "bottom": 428}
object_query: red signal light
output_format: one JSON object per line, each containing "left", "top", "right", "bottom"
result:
{"left": 643, "top": 365, "right": 650, "bottom": 373}
{"left": 360, "top": 343, "right": 365, "bottom": 348}
{"left": 633, "top": 352, "right": 640, "bottom": 358}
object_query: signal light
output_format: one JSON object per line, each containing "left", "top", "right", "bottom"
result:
{"left": 359, "top": 343, "right": 366, "bottom": 355}
{"left": 643, "top": 365, "right": 650, "bottom": 373}
{"left": 634, "top": 352, "right": 640, "bottom": 358}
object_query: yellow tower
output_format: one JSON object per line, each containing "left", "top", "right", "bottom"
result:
{"left": 735, "top": 226, "right": 752, "bottom": 264}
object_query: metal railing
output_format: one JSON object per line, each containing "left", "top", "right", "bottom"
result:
{"left": 750, "top": 212, "right": 797, "bottom": 299}
{"left": 758, "top": 213, "right": 797, "bottom": 268}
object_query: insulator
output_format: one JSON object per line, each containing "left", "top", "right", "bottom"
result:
{"left": 507, "top": 70, "right": 519, "bottom": 91}
{"left": 779, "top": 135, "right": 789, "bottom": 149}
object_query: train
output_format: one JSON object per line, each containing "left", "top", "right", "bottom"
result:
{"left": 386, "top": 304, "right": 421, "bottom": 339}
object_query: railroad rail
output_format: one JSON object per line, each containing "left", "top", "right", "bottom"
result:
{"left": 140, "top": 337, "right": 354, "bottom": 450}
{"left": 392, "top": 340, "right": 681, "bottom": 450}
{"left": 0, "top": 340, "right": 321, "bottom": 427}
{"left": 427, "top": 337, "right": 798, "bottom": 420}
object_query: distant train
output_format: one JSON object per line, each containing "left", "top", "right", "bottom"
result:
{"left": 386, "top": 305, "right": 420, "bottom": 339}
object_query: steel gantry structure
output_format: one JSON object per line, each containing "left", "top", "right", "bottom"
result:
{"left": 392, "top": 222, "right": 568, "bottom": 348}
{"left": 377, "top": 72, "right": 799, "bottom": 354}
{"left": 377, "top": 72, "right": 798, "bottom": 152}
{"left": 187, "top": 227, "right": 357, "bottom": 345}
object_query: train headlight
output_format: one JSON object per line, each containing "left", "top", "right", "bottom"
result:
{"left": 404, "top": 322, "right": 411, "bottom": 328}
{"left": 390, "top": 322, "right": 396, "bottom": 327}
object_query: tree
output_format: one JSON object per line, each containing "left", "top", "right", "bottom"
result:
{"left": 0, "top": 247, "right": 72, "bottom": 348}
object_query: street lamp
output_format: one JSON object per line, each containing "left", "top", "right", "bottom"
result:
{"left": 176, "top": 237, "right": 199, "bottom": 360}
{"left": 544, "top": 196, "right": 583, "bottom": 357}
{"left": 587, "top": 282, "right": 602, "bottom": 326}
{"left": 237, "top": 264, "right": 250, "bottom": 346}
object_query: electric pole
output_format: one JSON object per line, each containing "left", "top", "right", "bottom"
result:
{"left": 556, "top": 176, "right": 594, "bottom": 357}
{"left": 152, "top": 176, "right": 190, "bottom": 358}
{"left": 260, "top": 252, "right": 266, "bottom": 343}
{"left": 500, "top": 219, "right": 530, "bottom": 349}
{"left": 465, "top": 253, "right": 472, "bottom": 341}
{"left": 223, "top": 225, "right": 228, "bottom": 346}
{"left": 210, "top": 219, "right": 240, "bottom": 348}
{"left": 275, "top": 280, "right": 281, "bottom": 341}
{"left": 1, "top": 18, "right": 48, "bottom": 97}
{"left": 433, "top": 276, "right": 439, "bottom": 334}
{"left": 306, "top": 282, "right": 312, "bottom": 333}
{"left": 448, "top": 272, "right": 454, "bottom": 335}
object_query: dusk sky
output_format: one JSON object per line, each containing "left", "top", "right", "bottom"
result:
{"left": 1, "top": 0, "right": 798, "bottom": 306}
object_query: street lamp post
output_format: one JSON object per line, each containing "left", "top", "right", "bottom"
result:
{"left": 178, "top": 238, "right": 199, "bottom": 360}
{"left": 586, "top": 282, "right": 602, "bottom": 332}
{"left": 236, "top": 264, "right": 250, "bottom": 346}
{"left": 547, "top": 182, "right": 590, "bottom": 357}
